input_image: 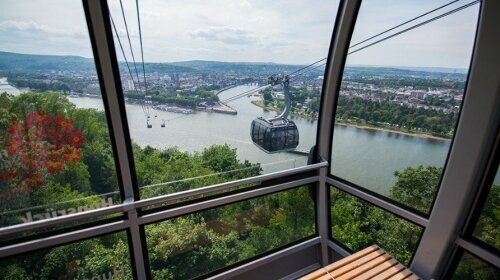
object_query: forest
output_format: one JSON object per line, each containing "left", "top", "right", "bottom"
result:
{"left": 332, "top": 165, "right": 499, "bottom": 279}
{"left": 335, "top": 95, "right": 457, "bottom": 137}
{"left": 259, "top": 86, "right": 457, "bottom": 138}
{"left": 344, "top": 75, "right": 466, "bottom": 90}
{"left": 0, "top": 92, "right": 497, "bottom": 279}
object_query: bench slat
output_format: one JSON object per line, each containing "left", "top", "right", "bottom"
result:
{"left": 323, "top": 245, "right": 380, "bottom": 273}
{"left": 351, "top": 258, "right": 399, "bottom": 280}
{"left": 299, "top": 246, "right": 420, "bottom": 280}
{"left": 374, "top": 263, "right": 407, "bottom": 279}
{"left": 298, "top": 268, "right": 329, "bottom": 280}
{"left": 404, "top": 274, "right": 421, "bottom": 280}
{"left": 386, "top": 269, "right": 413, "bottom": 280}
{"left": 315, "top": 274, "right": 334, "bottom": 280}
{"left": 330, "top": 249, "right": 386, "bottom": 278}
{"left": 335, "top": 254, "right": 392, "bottom": 280}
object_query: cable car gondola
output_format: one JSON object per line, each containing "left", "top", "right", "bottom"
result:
{"left": 250, "top": 75, "right": 299, "bottom": 153}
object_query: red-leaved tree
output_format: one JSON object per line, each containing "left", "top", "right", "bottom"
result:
{"left": 0, "top": 110, "right": 85, "bottom": 199}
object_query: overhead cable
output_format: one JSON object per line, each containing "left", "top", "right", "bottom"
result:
{"left": 290, "top": 62, "right": 326, "bottom": 79}
{"left": 118, "top": 0, "right": 143, "bottom": 93}
{"left": 284, "top": 0, "right": 474, "bottom": 80}
{"left": 153, "top": 0, "right": 481, "bottom": 115}
{"left": 110, "top": 15, "right": 148, "bottom": 117}
{"left": 219, "top": 85, "right": 270, "bottom": 103}
{"left": 287, "top": 58, "right": 327, "bottom": 77}
{"left": 136, "top": 0, "right": 148, "bottom": 91}
{"left": 348, "top": 0, "right": 480, "bottom": 55}
{"left": 349, "top": 0, "right": 462, "bottom": 49}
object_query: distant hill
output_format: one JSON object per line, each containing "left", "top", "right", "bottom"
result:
{"left": 346, "top": 64, "right": 468, "bottom": 75}
{"left": 344, "top": 65, "right": 467, "bottom": 80}
{"left": 391, "top": 66, "right": 468, "bottom": 74}
{"left": 0, "top": 51, "right": 97, "bottom": 72}
{"left": 0, "top": 51, "right": 194, "bottom": 73}
{"left": 170, "top": 60, "right": 302, "bottom": 73}
{"left": 0, "top": 51, "right": 306, "bottom": 74}
{"left": 143, "top": 62, "right": 196, "bottom": 73}
{"left": 0, "top": 51, "right": 466, "bottom": 77}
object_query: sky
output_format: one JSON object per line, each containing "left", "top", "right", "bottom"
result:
{"left": 0, "top": 0, "right": 480, "bottom": 68}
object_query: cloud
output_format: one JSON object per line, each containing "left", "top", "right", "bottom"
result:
{"left": 239, "top": 1, "right": 252, "bottom": 9}
{"left": 0, "top": 20, "right": 85, "bottom": 38}
{"left": 189, "top": 26, "right": 257, "bottom": 45}
{"left": 0, "top": 20, "right": 92, "bottom": 57}
{"left": 0, "top": 0, "right": 479, "bottom": 66}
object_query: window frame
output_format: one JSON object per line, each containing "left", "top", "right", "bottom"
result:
{"left": 443, "top": 119, "right": 500, "bottom": 277}
{"left": 141, "top": 184, "right": 319, "bottom": 279}
{"left": 0, "top": 0, "right": 499, "bottom": 279}
{"left": 327, "top": 0, "right": 483, "bottom": 218}
{"left": 0, "top": 0, "right": 335, "bottom": 274}
{"left": 327, "top": 184, "right": 426, "bottom": 267}
{"left": 321, "top": 0, "right": 500, "bottom": 279}
{"left": 462, "top": 135, "right": 500, "bottom": 254}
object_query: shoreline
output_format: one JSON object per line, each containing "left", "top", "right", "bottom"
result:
{"left": 334, "top": 122, "right": 451, "bottom": 141}
{"left": 251, "top": 100, "right": 318, "bottom": 121}
{"left": 250, "top": 99, "right": 451, "bottom": 142}
{"left": 13, "top": 89, "right": 451, "bottom": 142}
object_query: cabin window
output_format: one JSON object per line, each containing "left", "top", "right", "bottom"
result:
{"left": 0, "top": 0, "right": 121, "bottom": 237}
{"left": 329, "top": 0, "right": 480, "bottom": 214}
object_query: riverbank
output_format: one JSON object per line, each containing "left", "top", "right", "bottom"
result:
{"left": 0, "top": 77, "right": 29, "bottom": 95}
{"left": 335, "top": 122, "right": 450, "bottom": 141}
{"left": 67, "top": 86, "right": 452, "bottom": 193}
{"left": 104, "top": 95, "right": 237, "bottom": 116}
{"left": 251, "top": 100, "right": 318, "bottom": 120}
{"left": 251, "top": 99, "right": 451, "bottom": 141}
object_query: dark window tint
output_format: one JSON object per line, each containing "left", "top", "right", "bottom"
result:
{"left": 0, "top": 232, "right": 132, "bottom": 279}
{"left": 330, "top": 186, "right": 423, "bottom": 265}
{"left": 472, "top": 167, "right": 500, "bottom": 250}
{"left": 107, "top": 0, "right": 340, "bottom": 199}
{"left": 0, "top": 0, "right": 120, "bottom": 232}
{"left": 330, "top": 0, "right": 480, "bottom": 214}
{"left": 145, "top": 186, "right": 315, "bottom": 279}
{"left": 451, "top": 251, "right": 499, "bottom": 280}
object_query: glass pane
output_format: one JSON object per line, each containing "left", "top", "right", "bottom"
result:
{"left": 472, "top": 167, "right": 500, "bottom": 250}
{"left": 107, "top": 0, "right": 339, "bottom": 200}
{"left": 330, "top": 0, "right": 480, "bottom": 213}
{"left": 145, "top": 186, "right": 315, "bottom": 279}
{"left": 330, "top": 186, "right": 423, "bottom": 265}
{"left": 0, "top": 231, "right": 133, "bottom": 279}
{"left": 0, "top": 1, "right": 121, "bottom": 232}
{"left": 451, "top": 251, "right": 499, "bottom": 280}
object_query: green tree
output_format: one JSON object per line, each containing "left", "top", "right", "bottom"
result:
{"left": 262, "top": 88, "right": 273, "bottom": 106}
{"left": 201, "top": 144, "right": 239, "bottom": 173}
{"left": 330, "top": 166, "right": 443, "bottom": 265}
{"left": 77, "top": 239, "right": 133, "bottom": 280}
{"left": 452, "top": 252, "right": 499, "bottom": 280}
{"left": 390, "top": 166, "right": 442, "bottom": 213}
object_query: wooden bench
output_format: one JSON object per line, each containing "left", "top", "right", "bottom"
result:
{"left": 298, "top": 245, "right": 421, "bottom": 280}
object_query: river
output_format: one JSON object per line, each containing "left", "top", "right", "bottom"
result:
{"left": 1, "top": 81, "right": 453, "bottom": 195}
{"left": 0, "top": 78, "right": 28, "bottom": 95}
{"left": 66, "top": 85, "right": 453, "bottom": 195}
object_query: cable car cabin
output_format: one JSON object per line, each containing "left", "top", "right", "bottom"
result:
{"left": 251, "top": 117, "right": 299, "bottom": 153}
